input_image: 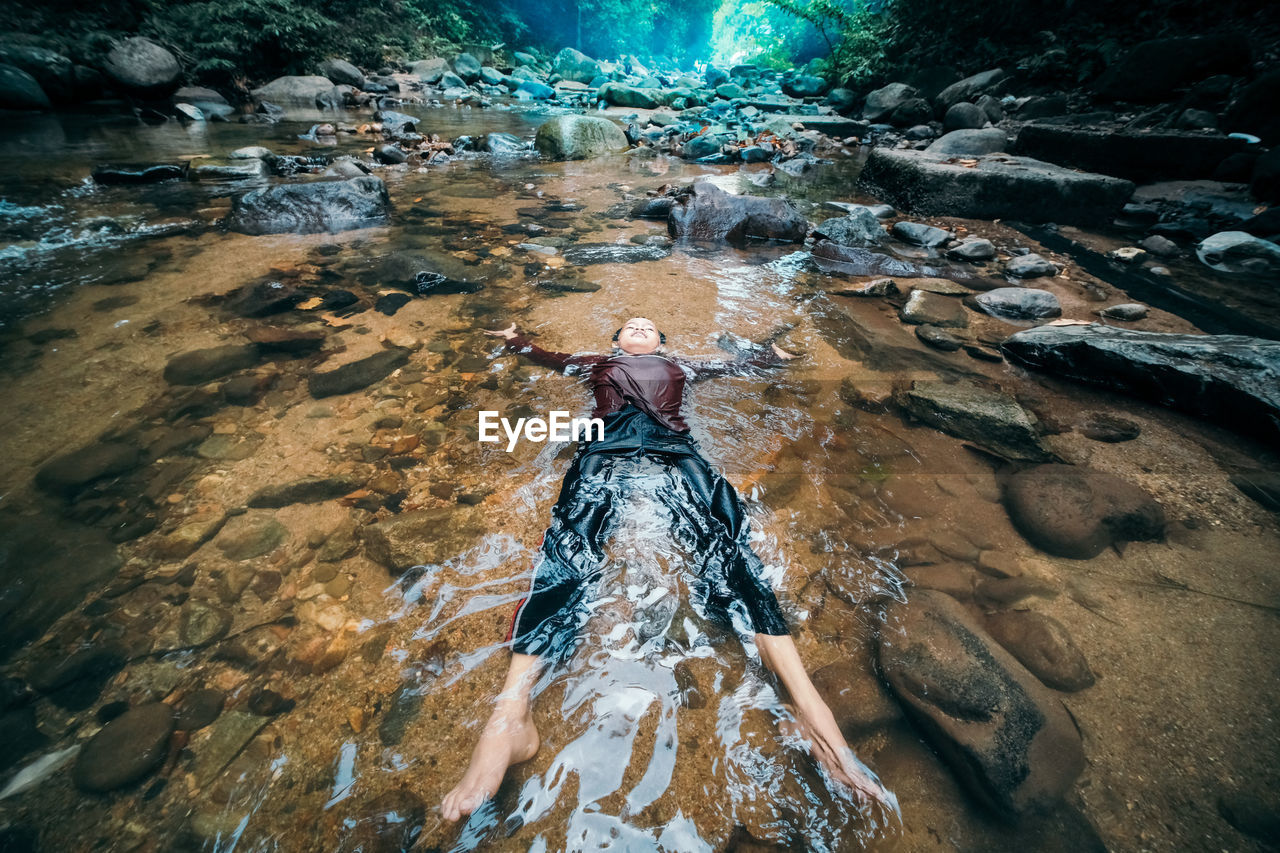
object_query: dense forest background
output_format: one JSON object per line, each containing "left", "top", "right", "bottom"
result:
{"left": 7, "top": 0, "right": 1280, "bottom": 91}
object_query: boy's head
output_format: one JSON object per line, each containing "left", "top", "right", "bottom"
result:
{"left": 613, "top": 317, "right": 665, "bottom": 354}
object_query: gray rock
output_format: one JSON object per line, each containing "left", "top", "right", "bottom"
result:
{"left": 515, "top": 80, "right": 554, "bottom": 100}
{"left": 1005, "top": 253, "right": 1058, "bottom": 278}
{"left": 476, "top": 132, "right": 525, "bottom": 154}
{"left": 309, "top": 348, "right": 411, "bottom": 398}
{"left": 935, "top": 68, "right": 1008, "bottom": 111}
{"left": 904, "top": 124, "right": 936, "bottom": 140}
{"left": 1138, "top": 235, "right": 1179, "bottom": 257}
{"left": 0, "top": 45, "right": 73, "bottom": 102}
{"left": 179, "top": 601, "right": 233, "bottom": 646}
{"left": 1099, "top": 303, "right": 1148, "bottom": 321}
{"left": 553, "top": 47, "right": 601, "bottom": 84}
{"left": 682, "top": 133, "right": 723, "bottom": 159}
{"left": 192, "top": 711, "right": 269, "bottom": 786}
{"left": 668, "top": 181, "right": 807, "bottom": 244}
{"left": 715, "top": 82, "right": 746, "bottom": 100}
{"left": 1017, "top": 95, "right": 1068, "bottom": 119}
{"left": 975, "top": 94, "right": 1004, "bottom": 123}
{"left": 985, "top": 611, "right": 1096, "bottom": 692}
{"left": 363, "top": 507, "right": 486, "bottom": 573}
{"left": 1004, "top": 463, "right": 1165, "bottom": 559}
{"left": 228, "top": 176, "right": 392, "bottom": 235}
{"left": 705, "top": 66, "right": 729, "bottom": 87}
{"left": 1014, "top": 124, "right": 1250, "bottom": 183}
{"left": 973, "top": 287, "right": 1062, "bottom": 320}
{"left": 35, "top": 443, "right": 140, "bottom": 497}
{"left": 251, "top": 75, "right": 334, "bottom": 104}
{"left": 451, "top": 52, "right": 481, "bottom": 82}
{"left": 878, "top": 590, "right": 1085, "bottom": 816}
{"left": 813, "top": 208, "right": 885, "bottom": 247}
{"left": 900, "top": 380, "right": 1054, "bottom": 462}
{"left": 797, "top": 115, "right": 871, "bottom": 138}
{"left": 103, "top": 38, "right": 181, "bottom": 97}
{"left": 830, "top": 277, "right": 898, "bottom": 297}
{"left": 163, "top": 345, "right": 259, "bottom": 385}
{"left": 174, "top": 688, "right": 226, "bottom": 731}
{"left": 888, "top": 97, "right": 933, "bottom": 127}
{"left": 1196, "top": 231, "right": 1280, "bottom": 275}
{"left": 944, "top": 102, "right": 986, "bottom": 131}
{"left": 317, "top": 59, "right": 364, "bottom": 88}
{"left": 229, "top": 146, "right": 274, "bottom": 160}
{"left": 1176, "top": 108, "right": 1218, "bottom": 131}
{"left": 534, "top": 115, "right": 628, "bottom": 160}
{"left": 782, "top": 74, "right": 827, "bottom": 98}
{"left": 0, "top": 63, "right": 50, "bottom": 110}
{"left": 899, "top": 290, "right": 968, "bottom": 328}
{"left": 862, "top": 82, "right": 919, "bottom": 122}
{"left": 892, "top": 221, "right": 952, "bottom": 247}
{"left": 247, "top": 477, "right": 363, "bottom": 508}
{"left": 948, "top": 238, "right": 996, "bottom": 261}
{"left": 373, "top": 144, "right": 407, "bottom": 165}
{"left": 561, "top": 243, "right": 671, "bottom": 265}
{"left": 1002, "top": 324, "right": 1280, "bottom": 444}
{"left": 825, "top": 87, "right": 859, "bottom": 114}
{"left": 409, "top": 58, "right": 450, "bottom": 84}
{"left": 215, "top": 514, "right": 288, "bottom": 561}
{"left": 927, "top": 128, "right": 1008, "bottom": 155}
{"left": 915, "top": 325, "right": 965, "bottom": 351}
{"left": 73, "top": 703, "right": 174, "bottom": 792}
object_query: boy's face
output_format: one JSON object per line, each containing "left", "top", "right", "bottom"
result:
{"left": 617, "top": 317, "right": 661, "bottom": 354}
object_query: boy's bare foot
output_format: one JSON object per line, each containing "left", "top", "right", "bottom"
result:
{"left": 783, "top": 700, "right": 895, "bottom": 809}
{"left": 441, "top": 704, "right": 540, "bottom": 822}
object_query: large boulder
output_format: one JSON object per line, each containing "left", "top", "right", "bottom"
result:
{"left": 597, "top": 82, "right": 660, "bottom": 109}
{"left": 668, "top": 181, "right": 808, "bottom": 245}
{"left": 899, "top": 380, "right": 1055, "bottom": 462}
{"left": 409, "top": 58, "right": 450, "bottom": 84}
{"left": 935, "top": 68, "right": 1007, "bottom": 112}
{"left": 1196, "top": 231, "right": 1280, "bottom": 275}
{"left": 1014, "top": 125, "right": 1250, "bottom": 183}
{"left": 1003, "top": 464, "right": 1165, "bottom": 559}
{"left": 316, "top": 59, "right": 365, "bottom": 89}
{"left": 971, "top": 287, "right": 1062, "bottom": 321}
{"left": 878, "top": 590, "right": 1086, "bottom": 817}
{"left": 534, "top": 115, "right": 628, "bottom": 159}
{"left": 0, "top": 63, "right": 50, "bottom": 110}
{"left": 857, "top": 148, "right": 1134, "bottom": 227}
{"left": 927, "top": 128, "right": 1008, "bottom": 155}
{"left": 102, "top": 37, "right": 181, "bottom": 97}
{"left": 1093, "top": 35, "right": 1251, "bottom": 102}
{"left": 813, "top": 207, "right": 885, "bottom": 247}
{"left": 451, "top": 52, "right": 481, "bottom": 83}
{"left": 250, "top": 76, "right": 334, "bottom": 105}
{"left": 0, "top": 45, "right": 73, "bottom": 102}
{"left": 862, "top": 82, "right": 919, "bottom": 122}
{"left": 782, "top": 74, "right": 827, "bottom": 98}
{"left": 228, "top": 176, "right": 392, "bottom": 235}
{"left": 73, "top": 703, "right": 175, "bottom": 792}
{"left": 1002, "top": 324, "right": 1280, "bottom": 444}
{"left": 553, "top": 47, "right": 602, "bottom": 84}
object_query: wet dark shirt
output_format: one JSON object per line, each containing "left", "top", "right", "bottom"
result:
{"left": 504, "top": 334, "right": 782, "bottom": 433}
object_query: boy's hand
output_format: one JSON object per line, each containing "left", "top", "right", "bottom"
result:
{"left": 485, "top": 322, "right": 518, "bottom": 341}
{"left": 771, "top": 342, "right": 800, "bottom": 360}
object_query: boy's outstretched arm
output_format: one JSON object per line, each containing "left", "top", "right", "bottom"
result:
{"left": 485, "top": 323, "right": 605, "bottom": 374}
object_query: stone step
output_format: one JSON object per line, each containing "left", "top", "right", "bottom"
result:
{"left": 1014, "top": 124, "right": 1251, "bottom": 183}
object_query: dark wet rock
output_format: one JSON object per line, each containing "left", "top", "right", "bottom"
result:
{"left": 73, "top": 702, "right": 174, "bottom": 793}
{"left": 825, "top": 87, "right": 858, "bottom": 114}
{"left": 0, "top": 706, "right": 46, "bottom": 774}
{"left": 812, "top": 657, "right": 900, "bottom": 738}
{"left": 1002, "top": 325, "right": 1280, "bottom": 444}
{"left": 811, "top": 242, "right": 974, "bottom": 284}
{"left": 553, "top": 47, "right": 601, "bottom": 84}
{"left": 1196, "top": 231, "right": 1280, "bottom": 275}
{"left": 374, "top": 110, "right": 417, "bottom": 136}
{"left": 344, "top": 789, "right": 427, "bottom": 853}
{"left": 893, "top": 221, "right": 951, "bottom": 247}
{"left": 886, "top": 97, "right": 932, "bottom": 126}
{"left": 1004, "top": 464, "right": 1165, "bottom": 559}
{"left": 1098, "top": 303, "right": 1148, "bottom": 321}
{"left": 984, "top": 611, "right": 1095, "bottom": 692}
{"left": 668, "top": 181, "right": 807, "bottom": 244}
{"left": 782, "top": 74, "right": 827, "bottom": 98}
{"left": 971, "top": 288, "right": 1061, "bottom": 321}
{"left": 1079, "top": 412, "right": 1140, "bottom": 443}
{"left": 363, "top": 507, "right": 485, "bottom": 573}
{"left": 230, "top": 280, "right": 305, "bottom": 317}
{"left": 682, "top": 133, "right": 723, "bottom": 159}
{"left": 879, "top": 590, "right": 1085, "bottom": 817}
{"left": 597, "top": 81, "right": 660, "bottom": 109}
{"left": 317, "top": 59, "right": 365, "bottom": 89}
{"left": 944, "top": 102, "right": 986, "bottom": 131}
{"left": 438, "top": 71, "right": 467, "bottom": 91}
{"left": 248, "top": 476, "right": 362, "bottom": 508}
{"left": 1251, "top": 149, "right": 1280, "bottom": 203}
{"left": 229, "top": 176, "right": 392, "bottom": 236}
{"left": 102, "top": 37, "right": 181, "bottom": 97}
{"left": 451, "top": 51, "right": 481, "bottom": 82}
{"left": 215, "top": 514, "right": 288, "bottom": 561}
{"left": 814, "top": 208, "right": 885, "bottom": 247}
{"left": 175, "top": 688, "right": 226, "bottom": 731}
{"left": 900, "top": 380, "right": 1054, "bottom": 462}
{"left": 378, "top": 684, "right": 425, "bottom": 746}
{"left": 927, "top": 128, "right": 1008, "bottom": 156}
{"left": 915, "top": 325, "right": 965, "bottom": 351}
{"left": 247, "top": 687, "right": 295, "bottom": 716}
{"left": 1138, "top": 235, "right": 1179, "bottom": 257}
{"left": 948, "top": 238, "right": 996, "bottom": 261}
{"left": 796, "top": 115, "right": 871, "bottom": 139}
{"left": 192, "top": 711, "right": 269, "bottom": 786}
{"left": 1014, "top": 125, "right": 1251, "bottom": 183}
{"left": 1093, "top": 35, "right": 1249, "bottom": 103}
{"left": 1017, "top": 95, "right": 1068, "bottom": 120}
{"left": 179, "top": 601, "right": 233, "bottom": 646}
{"left": 189, "top": 159, "right": 269, "bottom": 181}
{"left": 1005, "top": 254, "right": 1058, "bottom": 278}
{"left": 858, "top": 149, "right": 1134, "bottom": 227}
{"left": 28, "top": 647, "right": 127, "bottom": 710}
{"left": 899, "top": 291, "right": 967, "bottom": 328}
{"left": 374, "top": 144, "right": 408, "bottom": 165}
{"left": 0, "top": 45, "right": 73, "bottom": 102}
{"left": 829, "top": 277, "right": 898, "bottom": 297}
{"left": 477, "top": 132, "right": 525, "bottom": 154}
{"left": 561, "top": 243, "right": 671, "bottom": 265}
{"left": 1219, "top": 790, "right": 1280, "bottom": 846}
{"left": 862, "top": 82, "right": 919, "bottom": 122}
{"left": 91, "top": 163, "right": 184, "bottom": 185}
{"left": 222, "top": 374, "right": 267, "bottom": 406}
{"left": 34, "top": 442, "right": 140, "bottom": 497}
{"left": 251, "top": 75, "right": 335, "bottom": 104}
{"left": 935, "top": 68, "right": 1007, "bottom": 112}
{"left": 534, "top": 114, "right": 628, "bottom": 159}
{"left": 514, "top": 79, "right": 555, "bottom": 100}
{"left": 244, "top": 327, "right": 326, "bottom": 354}
{"left": 0, "top": 62, "right": 50, "bottom": 110}
{"left": 375, "top": 293, "right": 412, "bottom": 315}
{"left": 1230, "top": 472, "right": 1280, "bottom": 513}
{"left": 1223, "top": 69, "right": 1280, "bottom": 145}
{"left": 309, "top": 347, "right": 411, "bottom": 398}
{"left": 631, "top": 197, "right": 676, "bottom": 219}
{"left": 163, "top": 345, "right": 259, "bottom": 385}
{"left": 1176, "top": 108, "right": 1218, "bottom": 131}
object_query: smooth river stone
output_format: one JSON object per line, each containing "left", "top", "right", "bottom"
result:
{"left": 73, "top": 703, "right": 174, "bottom": 792}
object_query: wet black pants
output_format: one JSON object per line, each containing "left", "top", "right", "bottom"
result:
{"left": 508, "top": 408, "right": 789, "bottom": 659}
